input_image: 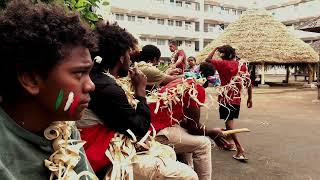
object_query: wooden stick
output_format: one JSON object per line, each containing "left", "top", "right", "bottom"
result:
{"left": 222, "top": 128, "right": 250, "bottom": 136}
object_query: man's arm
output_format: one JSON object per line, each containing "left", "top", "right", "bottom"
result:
{"left": 205, "top": 47, "right": 218, "bottom": 62}
{"left": 173, "top": 55, "right": 184, "bottom": 67}
{"left": 97, "top": 84, "right": 151, "bottom": 138}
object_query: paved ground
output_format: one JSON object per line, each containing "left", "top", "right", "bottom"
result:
{"left": 201, "top": 76, "right": 320, "bottom": 180}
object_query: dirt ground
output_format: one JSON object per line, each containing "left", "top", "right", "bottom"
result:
{"left": 201, "top": 76, "right": 320, "bottom": 180}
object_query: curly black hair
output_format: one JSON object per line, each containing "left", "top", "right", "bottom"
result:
{"left": 199, "top": 62, "right": 216, "bottom": 78}
{"left": 218, "top": 45, "right": 236, "bottom": 60}
{"left": 199, "top": 62, "right": 216, "bottom": 88}
{"left": 92, "top": 21, "right": 137, "bottom": 70}
{"left": 0, "top": 0, "right": 96, "bottom": 99}
{"left": 139, "top": 44, "right": 161, "bottom": 63}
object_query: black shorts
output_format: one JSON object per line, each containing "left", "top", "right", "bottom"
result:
{"left": 219, "top": 104, "right": 240, "bottom": 120}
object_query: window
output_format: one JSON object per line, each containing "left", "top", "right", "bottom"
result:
{"left": 185, "top": 40, "right": 192, "bottom": 47}
{"left": 204, "top": 4, "right": 209, "bottom": 12}
{"left": 204, "top": 23, "right": 209, "bottom": 32}
{"left": 176, "top": 1, "right": 182, "bottom": 7}
{"left": 195, "top": 22, "right": 200, "bottom": 31}
{"left": 157, "top": 39, "right": 166, "bottom": 45}
{"left": 150, "top": 38, "right": 157, "bottom": 44}
{"left": 137, "top": 16, "right": 146, "bottom": 23}
{"left": 149, "top": 17, "right": 156, "bottom": 24}
{"left": 157, "top": 18, "right": 165, "bottom": 25}
{"left": 115, "top": 14, "right": 124, "bottom": 20}
{"left": 155, "top": 0, "right": 164, "bottom": 4}
{"left": 225, "top": 8, "right": 230, "bottom": 14}
{"left": 195, "top": 3, "right": 200, "bottom": 11}
{"left": 185, "top": 2, "right": 191, "bottom": 9}
{"left": 168, "top": 20, "right": 174, "bottom": 26}
{"left": 232, "top": 9, "right": 237, "bottom": 15}
{"left": 195, "top": 41, "right": 199, "bottom": 51}
{"left": 176, "top": 20, "right": 182, "bottom": 27}
{"left": 170, "top": 0, "right": 174, "bottom": 6}
{"left": 127, "top": 15, "right": 135, "bottom": 22}
{"left": 140, "top": 37, "right": 147, "bottom": 42}
{"left": 185, "top": 21, "right": 192, "bottom": 30}
{"left": 176, "top": 40, "right": 182, "bottom": 46}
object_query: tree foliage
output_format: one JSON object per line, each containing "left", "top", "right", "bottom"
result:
{"left": 0, "top": 0, "right": 109, "bottom": 27}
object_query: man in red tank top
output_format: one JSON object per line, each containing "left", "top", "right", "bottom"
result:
{"left": 205, "top": 45, "right": 253, "bottom": 161}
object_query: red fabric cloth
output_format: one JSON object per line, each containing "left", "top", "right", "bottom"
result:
{"left": 149, "top": 78, "right": 205, "bottom": 132}
{"left": 79, "top": 124, "right": 115, "bottom": 172}
{"left": 175, "top": 50, "right": 186, "bottom": 72}
{"left": 210, "top": 60, "right": 248, "bottom": 105}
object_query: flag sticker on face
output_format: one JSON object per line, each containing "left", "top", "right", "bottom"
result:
{"left": 69, "top": 94, "right": 80, "bottom": 116}
{"left": 55, "top": 89, "right": 64, "bottom": 111}
{"left": 64, "top": 92, "right": 74, "bottom": 111}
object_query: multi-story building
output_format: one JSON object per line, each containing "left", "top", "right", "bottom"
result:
{"left": 108, "top": 0, "right": 320, "bottom": 57}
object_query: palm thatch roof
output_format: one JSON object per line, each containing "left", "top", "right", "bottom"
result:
{"left": 311, "top": 40, "right": 320, "bottom": 53}
{"left": 299, "top": 16, "right": 320, "bottom": 33}
{"left": 196, "top": 8, "right": 319, "bottom": 65}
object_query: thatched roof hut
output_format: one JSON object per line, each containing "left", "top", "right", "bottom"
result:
{"left": 196, "top": 8, "right": 319, "bottom": 65}
{"left": 311, "top": 40, "right": 320, "bottom": 54}
{"left": 299, "top": 16, "right": 320, "bottom": 33}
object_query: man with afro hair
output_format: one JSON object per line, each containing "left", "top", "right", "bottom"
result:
{"left": 0, "top": 0, "right": 97, "bottom": 179}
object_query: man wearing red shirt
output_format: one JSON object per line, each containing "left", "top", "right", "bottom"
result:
{"left": 205, "top": 45, "right": 253, "bottom": 161}
{"left": 169, "top": 39, "right": 187, "bottom": 73}
{"left": 149, "top": 78, "right": 212, "bottom": 180}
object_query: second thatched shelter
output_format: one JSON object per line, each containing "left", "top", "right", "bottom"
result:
{"left": 196, "top": 8, "right": 319, "bottom": 85}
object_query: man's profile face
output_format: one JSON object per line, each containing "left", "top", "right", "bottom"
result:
{"left": 35, "top": 46, "right": 95, "bottom": 121}
{"left": 169, "top": 43, "right": 176, "bottom": 52}
{"left": 118, "top": 49, "right": 131, "bottom": 77}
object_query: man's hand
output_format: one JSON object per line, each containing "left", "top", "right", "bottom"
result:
{"left": 167, "top": 68, "right": 181, "bottom": 75}
{"left": 130, "top": 67, "right": 147, "bottom": 97}
{"left": 247, "top": 98, "right": 252, "bottom": 108}
{"left": 205, "top": 47, "right": 219, "bottom": 62}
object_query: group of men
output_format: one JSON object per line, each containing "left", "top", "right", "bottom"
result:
{"left": 0, "top": 1, "right": 252, "bottom": 180}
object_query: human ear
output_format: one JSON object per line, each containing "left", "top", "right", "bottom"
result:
{"left": 120, "top": 56, "right": 124, "bottom": 64}
{"left": 17, "top": 72, "right": 41, "bottom": 95}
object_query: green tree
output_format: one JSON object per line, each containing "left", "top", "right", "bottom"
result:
{"left": 0, "top": 0, "right": 109, "bottom": 27}
{"left": 64, "top": 0, "right": 109, "bottom": 28}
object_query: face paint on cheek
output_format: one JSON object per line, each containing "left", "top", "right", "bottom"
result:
{"left": 69, "top": 94, "right": 80, "bottom": 117}
{"left": 54, "top": 89, "right": 64, "bottom": 111}
{"left": 64, "top": 92, "right": 74, "bottom": 111}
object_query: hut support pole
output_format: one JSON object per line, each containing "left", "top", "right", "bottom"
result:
{"left": 285, "top": 65, "right": 290, "bottom": 83}
{"left": 250, "top": 65, "right": 256, "bottom": 86}
{"left": 261, "top": 63, "right": 265, "bottom": 85}
{"left": 308, "top": 64, "right": 314, "bottom": 84}
{"left": 317, "top": 62, "right": 320, "bottom": 100}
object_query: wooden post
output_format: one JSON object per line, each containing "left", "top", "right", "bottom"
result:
{"left": 317, "top": 62, "right": 320, "bottom": 100}
{"left": 308, "top": 64, "right": 314, "bottom": 84}
{"left": 261, "top": 63, "right": 265, "bottom": 85}
{"left": 285, "top": 65, "right": 290, "bottom": 83}
{"left": 250, "top": 65, "right": 256, "bottom": 86}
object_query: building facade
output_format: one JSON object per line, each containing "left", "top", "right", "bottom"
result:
{"left": 109, "top": 0, "right": 320, "bottom": 58}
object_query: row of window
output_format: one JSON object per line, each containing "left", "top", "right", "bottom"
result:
{"left": 204, "top": 4, "right": 243, "bottom": 15}
{"left": 139, "top": 37, "right": 201, "bottom": 51}
{"left": 154, "top": 0, "right": 200, "bottom": 11}
{"left": 140, "top": 38, "right": 195, "bottom": 47}
{"left": 115, "top": 14, "right": 225, "bottom": 32}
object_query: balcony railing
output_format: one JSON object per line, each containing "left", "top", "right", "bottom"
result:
{"left": 112, "top": 0, "right": 200, "bottom": 20}
{"left": 115, "top": 20, "right": 201, "bottom": 39}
